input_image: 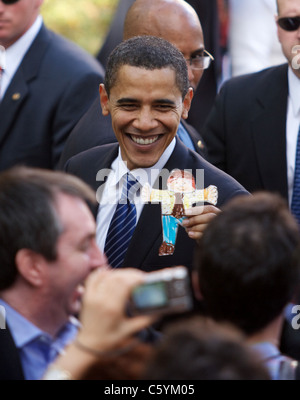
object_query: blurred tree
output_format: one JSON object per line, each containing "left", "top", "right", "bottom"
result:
{"left": 41, "top": 0, "right": 119, "bottom": 56}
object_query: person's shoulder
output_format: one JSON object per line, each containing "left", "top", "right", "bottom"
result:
{"left": 64, "top": 143, "right": 119, "bottom": 171}
{"left": 221, "top": 63, "right": 288, "bottom": 91}
{"left": 190, "top": 150, "right": 249, "bottom": 205}
{"left": 44, "top": 26, "right": 105, "bottom": 75}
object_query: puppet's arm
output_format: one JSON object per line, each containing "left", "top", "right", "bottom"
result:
{"left": 141, "top": 183, "right": 171, "bottom": 204}
{"left": 190, "top": 185, "right": 218, "bottom": 206}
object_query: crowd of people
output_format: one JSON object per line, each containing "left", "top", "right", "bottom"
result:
{"left": 0, "top": 0, "right": 300, "bottom": 381}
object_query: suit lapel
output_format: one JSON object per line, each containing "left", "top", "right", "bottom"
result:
{"left": 86, "top": 144, "right": 119, "bottom": 217}
{"left": 0, "top": 25, "right": 50, "bottom": 148}
{"left": 92, "top": 146, "right": 119, "bottom": 191}
{"left": 181, "top": 119, "right": 206, "bottom": 156}
{"left": 0, "top": 74, "right": 29, "bottom": 147}
{"left": 251, "top": 65, "right": 289, "bottom": 198}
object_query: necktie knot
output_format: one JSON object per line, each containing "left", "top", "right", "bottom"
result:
{"left": 121, "top": 173, "right": 140, "bottom": 204}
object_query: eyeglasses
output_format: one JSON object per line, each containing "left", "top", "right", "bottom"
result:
{"left": 277, "top": 17, "right": 300, "bottom": 31}
{"left": 185, "top": 50, "right": 214, "bottom": 70}
{"left": 1, "top": 0, "right": 20, "bottom": 4}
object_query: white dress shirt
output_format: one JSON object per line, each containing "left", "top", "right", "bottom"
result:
{"left": 96, "top": 138, "right": 176, "bottom": 252}
{"left": 286, "top": 67, "right": 300, "bottom": 206}
{"left": 0, "top": 15, "right": 43, "bottom": 100}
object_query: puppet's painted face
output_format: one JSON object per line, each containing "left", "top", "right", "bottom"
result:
{"left": 167, "top": 170, "right": 195, "bottom": 193}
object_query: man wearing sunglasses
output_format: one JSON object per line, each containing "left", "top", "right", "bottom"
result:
{"left": 202, "top": 0, "right": 300, "bottom": 203}
{"left": 58, "top": 0, "right": 215, "bottom": 168}
{"left": 0, "top": 0, "right": 104, "bottom": 171}
{"left": 201, "top": 0, "right": 300, "bottom": 361}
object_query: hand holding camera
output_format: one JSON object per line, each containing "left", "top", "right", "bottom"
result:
{"left": 129, "top": 266, "right": 193, "bottom": 316}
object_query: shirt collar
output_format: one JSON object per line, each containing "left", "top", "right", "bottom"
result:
{"left": 0, "top": 45, "right": 5, "bottom": 70}
{"left": 0, "top": 299, "right": 79, "bottom": 349}
{"left": 111, "top": 137, "right": 176, "bottom": 188}
{"left": 5, "top": 15, "right": 43, "bottom": 81}
{"left": 288, "top": 66, "right": 300, "bottom": 118}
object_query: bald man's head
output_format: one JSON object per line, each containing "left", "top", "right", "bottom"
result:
{"left": 123, "top": 0, "right": 205, "bottom": 90}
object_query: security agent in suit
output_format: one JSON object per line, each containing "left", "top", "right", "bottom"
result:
{"left": 58, "top": 0, "right": 211, "bottom": 168}
{"left": 201, "top": 63, "right": 290, "bottom": 198}
{"left": 64, "top": 36, "right": 248, "bottom": 273}
{"left": 201, "top": 0, "right": 300, "bottom": 203}
{"left": 0, "top": 0, "right": 104, "bottom": 171}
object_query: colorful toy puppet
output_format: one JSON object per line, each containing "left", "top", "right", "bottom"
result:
{"left": 142, "top": 169, "right": 218, "bottom": 256}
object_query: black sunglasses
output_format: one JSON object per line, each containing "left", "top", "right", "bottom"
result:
{"left": 278, "top": 17, "right": 300, "bottom": 31}
{"left": 1, "top": 0, "right": 20, "bottom": 4}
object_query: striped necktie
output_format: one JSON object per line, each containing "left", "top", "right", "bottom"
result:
{"left": 104, "top": 173, "right": 140, "bottom": 268}
{"left": 291, "top": 125, "right": 300, "bottom": 226}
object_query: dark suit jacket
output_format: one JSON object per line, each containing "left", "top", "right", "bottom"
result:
{"left": 65, "top": 139, "right": 248, "bottom": 272}
{"left": 0, "top": 325, "right": 24, "bottom": 380}
{"left": 58, "top": 95, "right": 207, "bottom": 168}
{"left": 201, "top": 64, "right": 289, "bottom": 199}
{"left": 0, "top": 24, "right": 105, "bottom": 171}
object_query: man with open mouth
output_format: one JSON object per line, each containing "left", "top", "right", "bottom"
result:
{"left": 0, "top": 166, "right": 107, "bottom": 380}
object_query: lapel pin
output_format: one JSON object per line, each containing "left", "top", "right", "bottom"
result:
{"left": 197, "top": 140, "right": 204, "bottom": 150}
{"left": 12, "top": 93, "right": 21, "bottom": 101}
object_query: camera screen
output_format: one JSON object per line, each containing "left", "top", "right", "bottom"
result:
{"left": 132, "top": 281, "right": 168, "bottom": 309}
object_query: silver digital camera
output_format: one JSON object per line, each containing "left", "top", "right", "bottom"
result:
{"left": 129, "top": 266, "right": 193, "bottom": 316}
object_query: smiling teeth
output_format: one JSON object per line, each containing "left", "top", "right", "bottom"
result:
{"left": 131, "top": 135, "right": 159, "bottom": 145}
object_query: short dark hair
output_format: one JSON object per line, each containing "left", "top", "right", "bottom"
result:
{"left": 104, "top": 35, "right": 189, "bottom": 99}
{"left": 0, "top": 167, "right": 96, "bottom": 290}
{"left": 143, "top": 317, "right": 271, "bottom": 380}
{"left": 195, "top": 192, "right": 300, "bottom": 335}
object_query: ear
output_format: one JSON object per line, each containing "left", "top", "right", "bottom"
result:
{"left": 15, "top": 249, "right": 45, "bottom": 287}
{"left": 191, "top": 270, "right": 204, "bottom": 301}
{"left": 181, "top": 87, "right": 193, "bottom": 120}
{"left": 99, "top": 84, "right": 110, "bottom": 116}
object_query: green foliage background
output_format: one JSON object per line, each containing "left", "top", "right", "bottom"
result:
{"left": 41, "top": 0, "right": 119, "bottom": 56}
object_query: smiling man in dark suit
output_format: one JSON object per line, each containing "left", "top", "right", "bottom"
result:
{"left": 65, "top": 36, "right": 248, "bottom": 273}
{"left": 0, "top": 0, "right": 104, "bottom": 171}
